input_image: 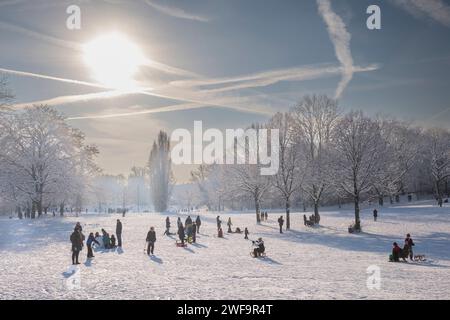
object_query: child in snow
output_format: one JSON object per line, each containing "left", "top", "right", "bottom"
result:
{"left": 94, "top": 232, "right": 103, "bottom": 248}
{"left": 110, "top": 234, "right": 117, "bottom": 248}
{"left": 218, "top": 227, "right": 223, "bottom": 238}
{"left": 244, "top": 227, "right": 249, "bottom": 240}
{"left": 390, "top": 242, "right": 402, "bottom": 262}
{"left": 102, "top": 229, "right": 111, "bottom": 249}
{"left": 86, "top": 232, "right": 100, "bottom": 258}
{"left": 404, "top": 234, "right": 415, "bottom": 261}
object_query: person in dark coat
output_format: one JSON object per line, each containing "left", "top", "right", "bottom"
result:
{"left": 116, "top": 219, "right": 123, "bottom": 247}
{"left": 70, "top": 228, "right": 83, "bottom": 264}
{"left": 177, "top": 217, "right": 182, "bottom": 229}
{"left": 185, "top": 216, "right": 193, "bottom": 239}
{"left": 373, "top": 209, "right": 378, "bottom": 222}
{"left": 216, "top": 216, "right": 222, "bottom": 231}
{"left": 195, "top": 216, "right": 201, "bottom": 233}
{"left": 86, "top": 232, "right": 99, "bottom": 258}
{"left": 252, "top": 238, "right": 265, "bottom": 258}
{"left": 102, "top": 229, "right": 110, "bottom": 249}
{"left": 75, "top": 222, "right": 82, "bottom": 232}
{"left": 178, "top": 224, "right": 185, "bottom": 245}
{"left": 244, "top": 227, "right": 249, "bottom": 240}
{"left": 146, "top": 227, "right": 156, "bottom": 255}
{"left": 404, "top": 233, "right": 415, "bottom": 260}
{"left": 164, "top": 217, "right": 171, "bottom": 235}
{"left": 192, "top": 222, "right": 197, "bottom": 243}
{"left": 227, "top": 217, "right": 233, "bottom": 233}
{"left": 390, "top": 242, "right": 401, "bottom": 262}
{"left": 278, "top": 216, "right": 284, "bottom": 234}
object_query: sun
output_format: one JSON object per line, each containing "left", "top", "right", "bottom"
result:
{"left": 83, "top": 33, "right": 145, "bottom": 90}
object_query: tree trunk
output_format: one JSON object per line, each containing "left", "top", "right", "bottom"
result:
{"left": 395, "top": 194, "right": 400, "bottom": 203}
{"left": 60, "top": 203, "right": 64, "bottom": 217}
{"left": 255, "top": 197, "right": 260, "bottom": 224}
{"left": 17, "top": 206, "right": 23, "bottom": 219}
{"left": 31, "top": 202, "right": 36, "bottom": 219}
{"left": 354, "top": 194, "right": 361, "bottom": 231}
{"left": 378, "top": 196, "right": 384, "bottom": 206}
{"left": 313, "top": 201, "right": 320, "bottom": 224}
{"left": 285, "top": 198, "right": 290, "bottom": 230}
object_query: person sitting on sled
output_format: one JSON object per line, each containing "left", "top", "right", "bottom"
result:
{"left": 390, "top": 242, "right": 402, "bottom": 262}
{"left": 252, "top": 238, "right": 265, "bottom": 258}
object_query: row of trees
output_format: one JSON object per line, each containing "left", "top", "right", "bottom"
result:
{"left": 190, "top": 95, "right": 450, "bottom": 231}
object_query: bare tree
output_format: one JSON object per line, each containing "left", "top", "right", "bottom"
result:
{"left": 331, "top": 111, "right": 385, "bottom": 231}
{"left": 269, "top": 112, "right": 304, "bottom": 229}
{"left": 292, "top": 95, "right": 339, "bottom": 224}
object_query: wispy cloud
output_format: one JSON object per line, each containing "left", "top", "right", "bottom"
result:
{"left": 66, "top": 102, "right": 204, "bottom": 120}
{"left": 0, "top": 67, "right": 108, "bottom": 89}
{"left": 0, "top": 21, "right": 81, "bottom": 50}
{"left": 316, "top": 0, "right": 354, "bottom": 99}
{"left": 390, "top": 0, "right": 450, "bottom": 27}
{"left": 12, "top": 90, "right": 130, "bottom": 109}
{"left": 144, "top": 0, "right": 210, "bottom": 22}
{"left": 172, "top": 64, "right": 378, "bottom": 94}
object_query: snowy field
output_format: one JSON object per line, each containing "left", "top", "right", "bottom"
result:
{"left": 0, "top": 200, "right": 449, "bottom": 300}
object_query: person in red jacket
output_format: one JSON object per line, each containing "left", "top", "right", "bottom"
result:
{"left": 390, "top": 242, "right": 402, "bottom": 262}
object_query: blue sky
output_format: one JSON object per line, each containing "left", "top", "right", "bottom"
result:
{"left": 1, "top": 0, "right": 449, "bottom": 179}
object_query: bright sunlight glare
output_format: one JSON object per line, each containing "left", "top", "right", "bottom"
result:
{"left": 83, "top": 33, "right": 145, "bottom": 90}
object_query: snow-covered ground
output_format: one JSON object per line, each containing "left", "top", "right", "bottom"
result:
{"left": 1, "top": 200, "right": 449, "bottom": 300}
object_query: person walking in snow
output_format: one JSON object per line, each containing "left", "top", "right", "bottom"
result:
{"left": 116, "top": 219, "right": 123, "bottom": 247}
{"left": 373, "top": 209, "right": 378, "bottom": 222}
{"left": 146, "top": 226, "right": 156, "bottom": 255}
{"left": 178, "top": 224, "right": 185, "bottom": 246}
{"left": 244, "top": 227, "right": 249, "bottom": 240}
{"left": 164, "top": 217, "right": 171, "bottom": 235}
{"left": 278, "top": 216, "right": 284, "bottom": 234}
{"left": 227, "top": 217, "right": 233, "bottom": 233}
{"left": 86, "top": 232, "right": 99, "bottom": 258}
{"left": 216, "top": 216, "right": 222, "bottom": 231}
{"left": 195, "top": 215, "right": 201, "bottom": 233}
{"left": 70, "top": 228, "right": 83, "bottom": 265}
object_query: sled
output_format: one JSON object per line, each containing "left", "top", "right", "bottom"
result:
{"left": 250, "top": 251, "right": 267, "bottom": 258}
{"left": 413, "top": 255, "right": 426, "bottom": 262}
{"left": 175, "top": 240, "right": 188, "bottom": 247}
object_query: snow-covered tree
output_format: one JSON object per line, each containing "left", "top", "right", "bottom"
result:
{"left": 0, "top": 105, "right": 98, "bottom": 218}
{"left": 292, "top": 95, "right": 339, "bottom": 224}
{"left": 331, "top": 111, "right": 386, "bottom": 231}
{"left": 148, "top": 131, "right": 173, "bottom": 212}
{"left": 424, "top": 128, "right": 450, "bottom": 206}
{"left": 269, "top": 112, "right": 304, "bottom": 229}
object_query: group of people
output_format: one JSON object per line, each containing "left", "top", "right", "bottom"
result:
{"left": 171, "top": 215, "right": 202, "bottom": 246}
{"left": 390, "top": 233, "right": 415, "bottom": 262}
{"left": 70, "top": 220, "right": 123, "bottom": 264}
{"left": 259, "top": 211, "right": 269, "bottom": 221}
